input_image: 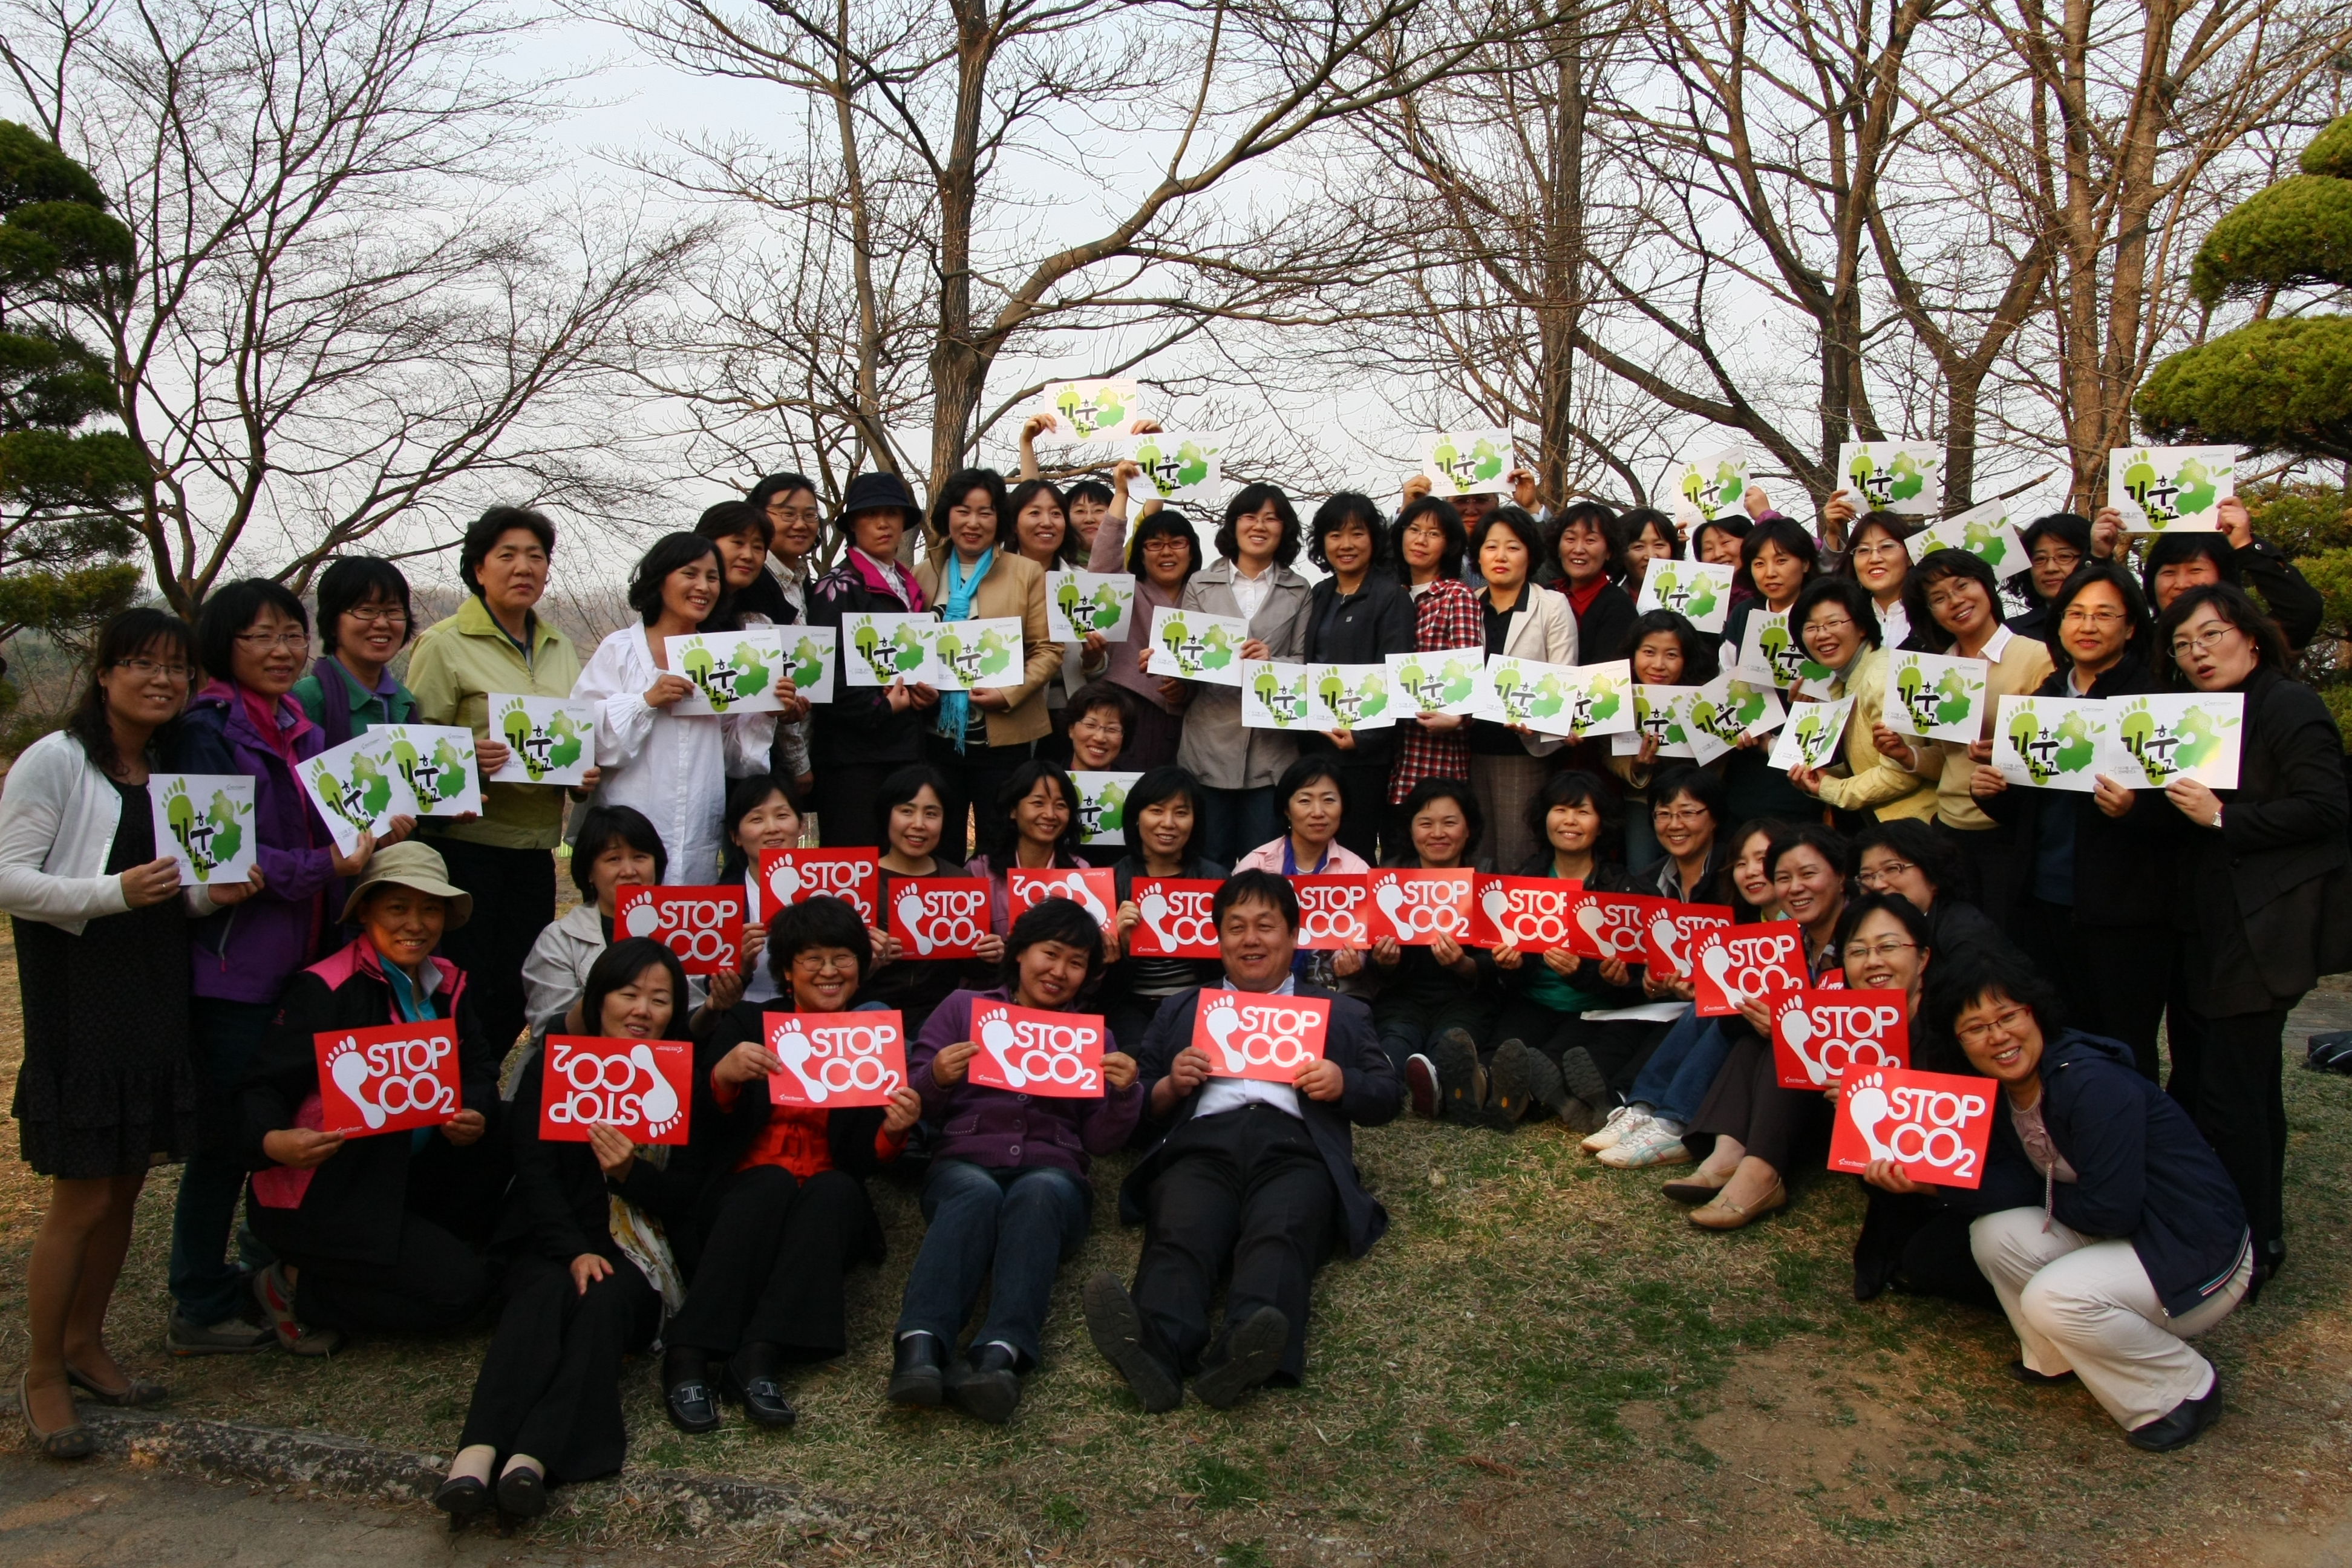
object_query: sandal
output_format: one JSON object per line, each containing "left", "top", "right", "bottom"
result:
{"left": 64, "top": 1362, "right": 168, "bottom": 1408}
{"left": 19, "top": 1371, "right": 94, "bottom": 1460}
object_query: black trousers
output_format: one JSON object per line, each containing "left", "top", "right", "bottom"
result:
{"left": 1133, "top": 1105, "right": 1337, "bottom": 1384}
{"left": 667, "top": 1166, "right": 872, "bottom": 1362}
{"left": 1490, "top": 1000, "right": 1658, "bottom": 1089}
{"left": 2010, "top": 900, "right": 2169, "bottom": 1080}
{"left": 1934, "top": 818, "right": 2022, "bottom": 930}
{"left": 1332, "top": 760, "right": 1392, "bottom": 867}
{"left": 1688, "top": 1036, "right": 1829, "bottom": 1178}
{"left": 284, "top": 1212, "right": 491, "bottom": 1333}
{"left": 431, "top": 838, "right": 556, "bottom": 1054}
{"left": 812, "top": 761, "right": 904, "bottom": 849}
{"left": 2169, "top": 1005, "right": 2290, "bottom": 1259}
{"left": 924, "top": 734, "right": 1036, "bottom": 863}
{"left": 1851, "top": 1187, "right": 1996, "bottom": 1307}
{"left": 459, "top": 1252, "right": 660, "bottom": 1483}
{"left": 403, "top": 1114, "right": 512, "bottom": 1250}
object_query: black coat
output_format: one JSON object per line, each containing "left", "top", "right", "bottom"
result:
{"left": 1301, "top": 575, "right": 1417, "bottom": 771}
{"left": 494, "top": 1044, "right": 700, "bottom": 1264}
{"left": 1125, "top": 982, "right": 1402, "bottom": 1256}
{"left": 1979, "top": 662, "right": 2183, "bottom": 927}
{"left": 1569, "top": 582, "right": 1639, "bottom": 667}
{"left": 1931, "top": 1031, "right": 2249, "bottom": 1319}
{"left": 2235, "top": 540, "right": 2324, "bottom": 651}
{"left": 806, "top": 560, "right": 927, "bottom": 767}
{"left": 240, "top": 945, "right": 501, "bottom": 1267}
{"left": 1498, "top": 852, "right": 1650, "bottom": 1007}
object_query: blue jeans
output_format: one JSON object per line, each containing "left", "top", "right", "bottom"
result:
{"left": 1625, "top": 1011, "right": 1737, "bottom": 1128}
{"left": 895, "top": 1160, "right": 1091, "bottom": 1367}
{"left": 1198, "top": 786, "right": 1279, "bottom": 870}
{"left": 171, "top": 998, "right": 274, "bottom": 1324}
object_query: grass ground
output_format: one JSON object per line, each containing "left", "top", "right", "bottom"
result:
{"left": 0, "top": 918, "right": 2348, "bottom": 1567}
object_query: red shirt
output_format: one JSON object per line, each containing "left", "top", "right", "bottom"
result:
{"left": 711, "top": 1075, "right": 906, "bottom": 1175}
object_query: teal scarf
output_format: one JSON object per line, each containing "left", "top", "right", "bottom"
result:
{"left": 935, "top": 548, "right": 993, "bottom": 754}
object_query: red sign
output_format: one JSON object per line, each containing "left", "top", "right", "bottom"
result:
{"left": 313, "top": 1021, "right": 461, "bottom": 1137}
{"left": 763, "top": 1010, "right": 907, "bottom": 1108}
{"left": 886, "top": 877, "right": 992, "bottom": 959}
{"left": 1188, "top": 989, "right": 1331, "bottom": 1083}
{"left": 1129, "top": 877, "right": 1222, "bottom": 958}
{"left": 538, "top": 1035, "right": 693, "bottom": 1145}
{"left": 968, "top": 1001, "right": 1107, "bottom": 1097}
{"left": 1562, "top": 890, "right": 1665, "bottom": 962}
{"left": 1473, "top": 875, "right": 1580, "bottom": 949}
{"left": 1770, "top": 990, "right": 1910, "bottom": 1089}
{"left": 1692, "top": 922, "right": 1806, "bottom": 1017}
{"left": 1292, "top": 875, "right": 1371, "bottom": 950}
{"left": 1007, "top": 867, "right": 1118, "bottom": 933}
{"left": 1640, "top": 902, "right": 1734, "bottom": 978}
{"left": 615, "top": 886, "right": 745, "bottom": 975}
{"left": 757, "top": 849, "right": 878, "bottom": 926}
{"left": 1364, "top": 869, "right": 1476, "bottom": 946}
{"left": 1829, "top": 1067, "right": 1994, "bottom": 1189}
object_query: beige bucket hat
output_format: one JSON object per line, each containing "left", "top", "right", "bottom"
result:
{"left": 338, "top": 840, "right": 475, "bottom": 929}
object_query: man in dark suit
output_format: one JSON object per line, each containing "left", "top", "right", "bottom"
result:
{"left": 1083, "top": 869, "right": 1402, "bottom": 1411}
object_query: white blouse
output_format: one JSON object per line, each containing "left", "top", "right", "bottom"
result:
{"left": 573, "top": 626, "right": 776, "bottom": 886}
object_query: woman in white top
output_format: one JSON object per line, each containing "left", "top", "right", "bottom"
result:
{"left": 573, "top": 533, "right": 787, "bottom": 886}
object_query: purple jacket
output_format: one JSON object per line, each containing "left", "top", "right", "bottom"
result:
{"left": 909, "top": 987, "right": 1143, "bottom": 1179}
{"left": 177, "top": 685, "right": 335, "bottom": 1003}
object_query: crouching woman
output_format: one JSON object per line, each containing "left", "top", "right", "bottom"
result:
{"left": 889, "top": 897, "right": 1145, "bottom": 1422}
{"left": 1872, "top": 946, "right": 2252, "bottom": 1452}
{"left": 437, "top": 938, "right": 695, "bottom": 1523}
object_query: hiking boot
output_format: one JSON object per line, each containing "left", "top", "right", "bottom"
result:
{"left": 1191, "top": 1307, "right": 1288, "bottom": 1411}
{"left": 1428, "top": 1029, "right": 1485, "bottom": 1128}
{"left": 1488, "top": 1039, "right": 1556, "bottom": 1128}
{"left": 1082, "top": 1273, "right": 1181, "bottom": 1414}
{"left": 165, "top": 1312, "right": 274, "bottom": 1356}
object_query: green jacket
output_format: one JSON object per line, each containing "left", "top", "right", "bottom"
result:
{"left": 405, "top": 595, "right": 581, "bottom": 849}
{"left": 291, "top": 657, "right": 416, "bottom": 743}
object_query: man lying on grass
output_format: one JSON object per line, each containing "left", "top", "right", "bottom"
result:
{"left": 1084, "top": 868, "right": 1400, "bottom": 1411}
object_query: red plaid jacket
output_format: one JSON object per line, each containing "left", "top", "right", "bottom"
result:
{"left": 1388, "top": 577, "right": 1482, "bottom": 802}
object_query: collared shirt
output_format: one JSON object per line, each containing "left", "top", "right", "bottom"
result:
{"left": 1976, "top": 622, "right": 2015, "bottom": 664}
{"left": 1230, "top": 562, "right": 1274, "bottom": 624}
{"left": 1193, "top": 975, "right": 1306, "bottom": 1122}
{"left": 1875, "top": 597, "right": 1910, "bottom": 652}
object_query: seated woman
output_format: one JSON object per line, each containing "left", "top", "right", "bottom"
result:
{"left": 1235, "top": 755, "right": 1374, "bottom": 997}
{"left": 860, "top": 763, "right": 991, "bottom": 1039}
{"left": 661, "top": 897, "right": 922, "bottom": 1433}
{"left": 1103, "top": 766, "right": 1229, "bottom": 1055}
{"left": 239, "top": 843, "right": 503, "bottom": 1353}
{"left": 436, "top": 939, "right": 694, "bottom": 1523}
{"left": 1673, "top": 824, "right": 1851, "bottom": 1228}
{"left": 1851, "top": 817, "right": 2005, "bottom": 959}
{"left": 964, "top": 760, "right": 1097, "bottom": 942}
{"left": 521, "top": 804, "right": 666, "bottom": 1047}
{"left": 889, "top": 899, "right": 1145, "bottom": 1422}
{"left": 1590, "top": 814, "right": 1788, "bottom": 1168}
{"left": 1872, "top": 946, "right": 2252, "bottom": 1452}
{"left": 1367, "top": 780, "right": 1495, "bottom": 1106}
{"left": 1468, "top": 771, "right": 1648, "bottom": 1131}
{"left": 713, "top": 776, "right": 809, "bottom": 1012}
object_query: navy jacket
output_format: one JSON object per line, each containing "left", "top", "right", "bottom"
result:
{"left": 1125, "top": 982, "right": 1401, "bottom": 1256}
{"left": 1933, "top": 1031, "right": 2249, "bottom": 1317}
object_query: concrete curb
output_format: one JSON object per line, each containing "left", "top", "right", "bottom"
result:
{"left": 7, "top": 1398, "right": 835, "bottom": 1529}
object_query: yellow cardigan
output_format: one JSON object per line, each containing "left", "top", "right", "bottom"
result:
{"left": 913, "top": 549, "right": 1063, "bottom": 748}
{"left": 1802, "top": 643, "right": 1938, "bottom": 822}
{"left": 1906, "top": 627, "right": 2056, "bottom": 830}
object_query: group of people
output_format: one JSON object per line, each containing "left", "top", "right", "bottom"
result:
{"left": 0, "top": 445, "right": 2341, "bottom": 1514}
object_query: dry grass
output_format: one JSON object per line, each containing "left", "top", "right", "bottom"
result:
{"left": 1, "top": 917, "right": 2349, "bottom": 1566}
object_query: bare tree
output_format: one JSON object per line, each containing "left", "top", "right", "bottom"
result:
{"left": 1, "top": 0, "right": 706, "bottom": 612}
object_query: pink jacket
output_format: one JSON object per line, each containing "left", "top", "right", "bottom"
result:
{"left": 1233, "top": 837, "right": 1371, "bottom": 877}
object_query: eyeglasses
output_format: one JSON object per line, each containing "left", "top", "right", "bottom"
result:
{"left": 1857, "top": 858, "right": 1913, "bottom": 884}
{"left": 1849, "top": 539, "right": 1906, "bottom": 560}
{"left": 1805, "top": 615, "right": 1857, "bottom": 635}
{"left": 342, "top": 605, "right": 408, "bottom": 627}
{"left": 234, "top": 630, "right": 311, "bottom": 652}
{"left": 1955, "top": 1003, "right": 2035, "bottom": 1049}
{"left": 2060, "top": 607, "right": 2125, "bottom": 627}
{"left": 2031, "top": 550, "right": 2083, "bottom": 571}
{"left": 791, "top": 950, "right": 862, "bottom": 974}
{"left": 2170, "top": 626, "right": 2243, "bottom": 660}
{"left": 1653, "top": 805, "right": 1712, "bottom": 825}
{"left": 1844, "top": 938, "right": 1917, "bottom": 963}
{"left": 114, "top": 658, "right": 194, "bottom": 683}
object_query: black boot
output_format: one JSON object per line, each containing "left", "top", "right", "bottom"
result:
{"left": 1082, "top": 1272, "right": 1181, "bottom": 1414}
{"left": 1429, "top": 1028, "right": 1485, "bottom": 1128}
{"left": 662, "top": 1346, "right": 719, "bottom": 1434}
{"left": 1192, "top": 1306, "right": 1288, "bottom": 1410}
{"left": 724, "top": 1342, "right": 797, "bottom": 1429}
{"left": 946, "top": 1341, "right": 1022, "bottom": 1425}
{"left": 887, "top": 1331, "right": 947, "bottom": 1407}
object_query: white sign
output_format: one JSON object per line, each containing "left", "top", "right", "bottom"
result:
{"left": 151, "top": 773, "right": 258, "bottom": 885}
{"left": 664, "top": 628, "right": 788, "bottom": 715}
{"left": 1666, "top": 449, "right": 1749, "bottom": 528}
{"left": 1881, "top": 651, "right": 1990, "bottom": 744}
{"left": 1766, "top": 697, "right": 1854, "bottom": 771}
{"left": 1907, "top": 497, "right": 2027, "bottom": 580}
{"left": 1037, "top": 379, "right": 1145, "bottom": 440}
{"left": 1071, "top": 771, "right": 1143, "bottom": 846}
{"left": 298, "top": 733, "right": 418, "bottom": 854}
{"left": 2109, "top": 446, "right": 2235, "bottom": 533}
{"left": 1123, "top": 431, "right": 1223, "bottom": 505}
{"left": 1145, "top": 606, "right": 1250, "bottom": 687}
{"left": 1385, "top": 647, "right": 1487, "bottom": 718}
{"left": 929, "top": 616, "right": 1027, "bottom": 691}
{"left": 2098, "top": 693, "right": 2244, "bottom": 791}
{"left": 1047, "top": 571, "right": 1137, "bottom": 642}
{"left": 842, "top": 612, "right": 937, "bottom": 688}
{"left": 1240, "top": 660, "right": 1318, "bottom": 730}
{"left": 373, "top": 724, "right": 482, "bottom": 818}
{"left": 1835, "top": 442, "right": 1943, "bottom": 517}
{"left": 488, "top": 695, "right": 598, "bottom": 786}
{"left": 1633, "top": 559, "right": 1734, "bottom": 635}
{"left": 781, "top": 625, "right": 838, "bottom": 704}
{"left": 1417, "top": 430, "right": 1514, "bottom": 498}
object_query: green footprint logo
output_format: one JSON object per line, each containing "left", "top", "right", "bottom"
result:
{"left": 2116, "top": 696, "right": 2174, "bottom": 784}
{"left": 791, "top": 636, "right": 828, "bottom": 690}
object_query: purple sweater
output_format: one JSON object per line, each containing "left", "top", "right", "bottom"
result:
{"left": 909, "top": 987, "right": 1143, "bottom": 1178}
{"left": 177, "top": 686, "right": 335, "bottom": 1002}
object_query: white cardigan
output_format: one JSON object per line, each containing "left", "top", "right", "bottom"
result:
{"left": 0, "top": 730, "right": 214, "bottom": 935}
{"left": 1492, "top": 587, "right": 1581, "bottom": 757}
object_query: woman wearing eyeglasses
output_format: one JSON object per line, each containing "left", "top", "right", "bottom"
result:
{"left": 1965, "top": 564, "right": 2172, "bottom": 1077}
{"left": 2146, "top": 583, "right": 2352, "bottom": 1292}
{"left": 1835, "top": 511, "right": 1922, "bottom": 652}
{"left": 1782, "top": 578, "right": 1937, "bottom": 835}
{"left": 1849, "top": 817, "right": 2004, "bottom": 963}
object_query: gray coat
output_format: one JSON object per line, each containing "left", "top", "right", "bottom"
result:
{"left": 1175, "top": 557, "right": 1313, "bottom": 789}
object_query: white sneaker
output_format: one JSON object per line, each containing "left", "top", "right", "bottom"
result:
{"left": 1597, "top": 1122, "right": 1692, "bottom": 1169}
{"left": 1581, "top": 1105, "right": 1651, "bottom": 1154}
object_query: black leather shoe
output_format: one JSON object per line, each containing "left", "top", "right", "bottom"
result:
{"left": 887, "top": 1332, "right": 946, "bottom": 1407}
{"left": 2007, "top": 1361, "right": 2078, "bottom": 1386}
{"left": 1082, "top": 1272, "right": 1181, "bottom": 1414}
{"left": 431, "top": 1475, "right": 492, "bottom": 1518}
{"left": 2126, "top": 1377, "right": 2224, "bottom": 1452}
{"left": 1191, "top": 1305, "right": 1288, "bottom": 1411}
{"left": 664, "top": 1376, "right": 719, "bottom": 1433}
{"left": 495, "top": 1465, "right": 547, "bottom": 1520}
{"left": 724, "top": 1365, "right": 797, "bottom": 1429}
{"left": 946, "top": 1342, "right": 1022, "bottom": 1425}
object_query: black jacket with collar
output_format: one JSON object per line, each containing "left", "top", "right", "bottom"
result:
{"left": 1124, "top": 982, "right": 1401, "bottom": 1256}
{"left": 806, "top": 559, "right": 927, "bottom": 766}
{"left": 494, "top": 1040, "right": 700, "bottom": 1264}
{"left": 1301, "top": 574, "right": 1417, "bottom": 771}
{"left": 1497, "top": 851, "right": 1649, "bottom": 1007}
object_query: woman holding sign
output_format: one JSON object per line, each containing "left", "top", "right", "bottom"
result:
{"left": 964, "top": 762, "right": 1098, "bottom": 942}
{"left": 1367, "top": 781, "right": 1495, "bottom": 1100}
{"left": 914, "top": 469, "right": 1063, "bottom": 862}
{"left": 1880, "top": 947, "right": 2253, "bottom": 1451}
{"left": 1782, "top": 578, "right": 1936, "bottom": 833}
{"left": 574, "top": 534, "right": 786, "bottom": 886}
{"left": 1299, "top": 492, "right": 1415, "bottom": 865}
{"left": 714, "top": 777, "right": 810, "bottom": 1011}
{"left": 1834, "top": 510, "right": 1922, "bottom": 652}
{"left": 436, "top": 939, "right": 696, "bottom": 1522}
{"left": 1382, "top": 494, "right": 1481, "bottom": 814}
{"left": 1086, "top": 457, "right": 1200, "bottom": 771}
{"left": 1545, "top": 503, "right": 1637, "bottom": 671}
{"left": 890, "top": 899, "right": 1144, "bottom": 1422}
{"left": 521, "top": 805, "right": 672, "bottom": 1050}
{"left": 1, "top": 609, "right": 264, "bottom": 1452}
{"left": 662, "top": 897, "right": 921, "bottom": 1433}
{"left": 1472, "top": 507, "right": 1579, "bottom": 872}
{"left": 861, "top": 765, "right": 988, "bottom": 1038}
{"left": 2151, "top": 583, "right": 2352, "bottom": 1287}
{"left": 237, "top": 843, "right": 501, "bottom": 1354}
{"left": 1104, "top": 767, "right": 1230, "bottom": 1056}
{"left": 1609, "top": 609, "right": 1716, "bottom": 875}
{"left": 1719, "top": 517, "right": 1823, "bottom": 826}
{"left": 807, "top": 473, "right": 941, "bottom": 848}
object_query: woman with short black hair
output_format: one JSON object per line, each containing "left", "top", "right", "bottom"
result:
{"left": 1085, "top": 454, "right": 1201, "bottom": 772}
{"left": 1471, "top": 507, "right": 1578, "bottom": 869}
{"left": 1300, "top": 493, "right": 1416, "bottom": 864}
{"left": 1783, "top": 575, "right": 1936, "bottom": 832}
{"left": 1366, "top": 780, "right": 1494, "bottom": 1092}
{"left": 294, "top": 557, "right": 419, "bottom": 746}
{"left": 808, "top": 474, "right": 942, "bottom": 847}
{"left": 1835, "top": 510, "right": 1924, "bottom": 651}
{"left": 520, "top": 804, "right": 672, "bottom": 1050}
{"left": 1385, "top": 494, "right": 1483, "bottom": 815}
{"left": 1546, "top": 501, "right": 1637, "bottom": 668}
{"left": 1621, "top": 507, "right": 1679, "bottom": 597}
{"left": 1103, "top": 766, "right": 1229, "bottom": 1054}
{"left": 1719, "top": 516, "right": 1822, "bottom": 825}
{"left": 859, "top": 763, "right": 990, "bottom": 1040}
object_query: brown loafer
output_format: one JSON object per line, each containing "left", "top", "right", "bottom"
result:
{"left": 1689, "top": 1178, "right": 1787, "bottom": 1231}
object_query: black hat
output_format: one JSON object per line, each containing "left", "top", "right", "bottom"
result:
{"left": 836, "top": 471, "right": 923, "bottom": 531}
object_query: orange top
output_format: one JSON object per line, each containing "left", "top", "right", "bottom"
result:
{"left": 712, "top": 1075, "right": 907, "bottom": 1177}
